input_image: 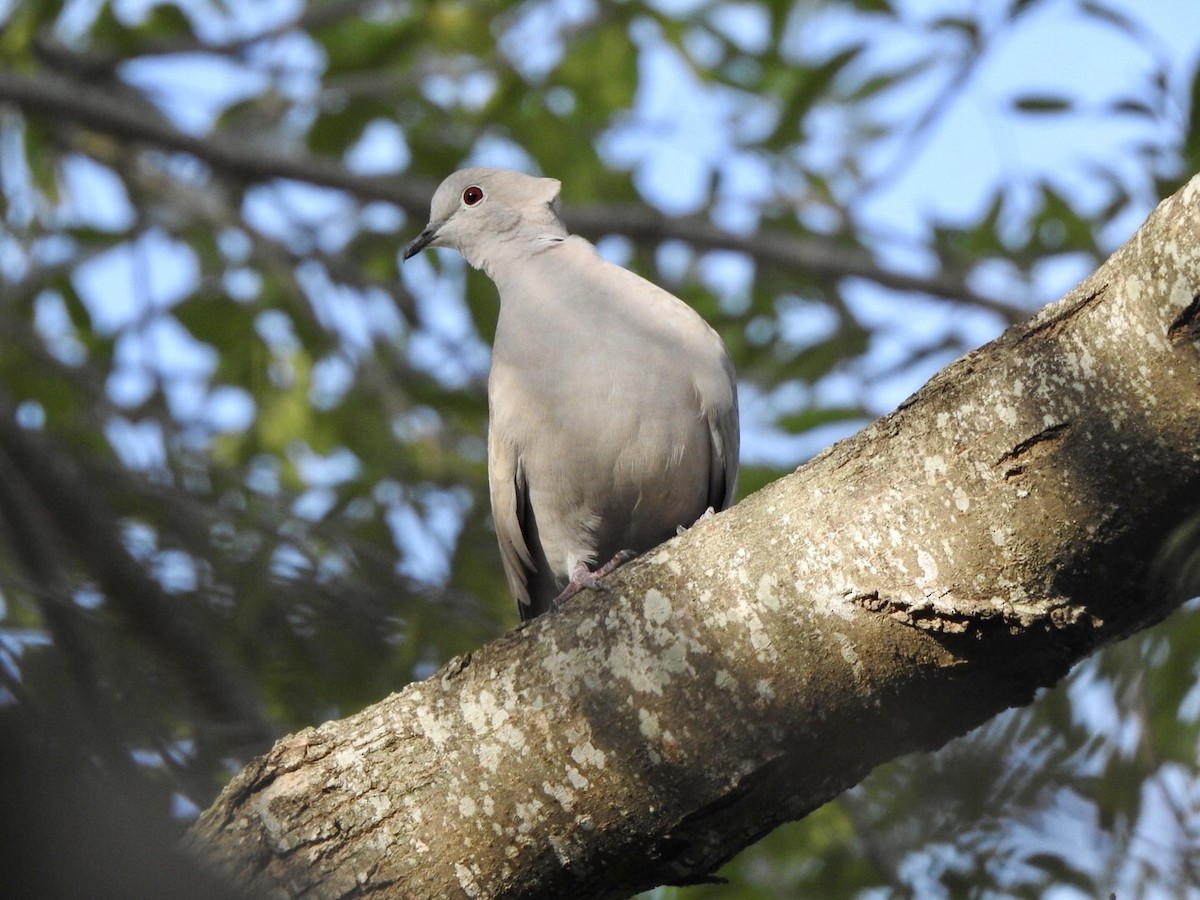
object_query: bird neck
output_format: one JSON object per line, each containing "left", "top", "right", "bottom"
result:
{"left": 470, "top": 215, "right": 568, "bottom": 280}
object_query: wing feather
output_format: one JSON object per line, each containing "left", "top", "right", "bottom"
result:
{"left": 487, "top": 427, "right": 537, "bottom": 616}
{"left": 707, "top": 353, "right": 740, "bottom": 512}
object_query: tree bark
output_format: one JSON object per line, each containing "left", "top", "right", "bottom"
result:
{"left": 186, "top": 174, "right": 1200, "bottom": 898}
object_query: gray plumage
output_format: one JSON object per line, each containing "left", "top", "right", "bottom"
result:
{"left": 404, "top": 167, "right": 739, "bottom": 620}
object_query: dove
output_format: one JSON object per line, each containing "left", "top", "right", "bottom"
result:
{"left": 404, "top": 167, "right": 739, "bottom": 620}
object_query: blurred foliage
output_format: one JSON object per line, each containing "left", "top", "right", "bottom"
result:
{"left": 0, "top": 0, "right": 1197, "bottom": 896}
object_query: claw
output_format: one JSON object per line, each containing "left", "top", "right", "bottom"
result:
{"left": 549, "top": 549, "right": 638, "bottom": 610}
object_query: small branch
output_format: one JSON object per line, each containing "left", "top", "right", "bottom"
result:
{"left": 564, "top": 203, "right": 1026, "bottom": 316}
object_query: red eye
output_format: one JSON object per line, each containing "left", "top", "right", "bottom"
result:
{"left": 462, "top": 186, "right": 484, "bottom": 206}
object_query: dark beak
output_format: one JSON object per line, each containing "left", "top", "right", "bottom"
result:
{"left": 403, "top": 224, "right": 440, "bottom": 261}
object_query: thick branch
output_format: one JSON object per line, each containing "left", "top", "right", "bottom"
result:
{"left": 0, "top": 67, "right": 1015, "bottom": 312}
{"left": 186, "top": 179, "right": 1200, "bottom": 897}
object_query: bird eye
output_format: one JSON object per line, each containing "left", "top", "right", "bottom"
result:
{"left": 462, "top": 186, "right": 484, "bottom": 206}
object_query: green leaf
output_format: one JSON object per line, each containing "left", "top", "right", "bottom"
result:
{"left": 133, "top": 3, "right": 195, "bottom": 42}
{"left": 776, "top": 406, "right": 866, "bottom": 435}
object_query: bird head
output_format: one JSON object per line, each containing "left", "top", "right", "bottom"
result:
{"left": 403, "top": 167, "right": 565, "bottom": 271}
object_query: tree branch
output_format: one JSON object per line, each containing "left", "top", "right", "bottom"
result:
{"left": 564, "top": 203, "right": 1024, "bottom": 317}
{"left": 185, "top": 177, "right": 1200, "bottom": 898}
{"left": 0, "top": 67, "right": 1017, "bottom": 313}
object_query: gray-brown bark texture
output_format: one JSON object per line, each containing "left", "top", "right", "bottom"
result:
{"left": 186, "top": 174, "right": 1200, "bottom": 899}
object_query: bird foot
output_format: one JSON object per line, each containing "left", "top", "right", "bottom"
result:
{"left": 550, "top": 550, "right": 638, "bottom": 610}
{"left": 592, "top": 548, "right": 638, "bottom": 578}
{"left": 676, "top": 506, "right": 717, "bottom": 536}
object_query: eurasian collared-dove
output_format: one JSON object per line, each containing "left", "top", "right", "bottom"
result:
{"left": 404, "top": 167, "right": 739, "bottom": 620}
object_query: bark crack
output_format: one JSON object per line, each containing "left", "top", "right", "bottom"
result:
{"left": 996, "top": 421, "right": 1070, "bottom": 466}
{"left": 848, "top": 589, "right": 1083, "bottom": 635}
{"left": 1168, "top": 293, "right": 1200, "bottom": 344}
{"left": 1018, "top": 284, "right": 1107, "bottom": 341}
